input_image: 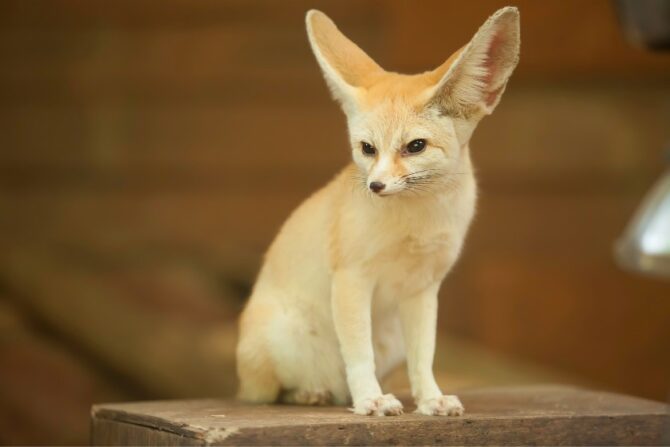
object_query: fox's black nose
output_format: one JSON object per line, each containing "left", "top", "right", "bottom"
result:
{"left": 369, "top": 181, "right": 386, "bottom": 193}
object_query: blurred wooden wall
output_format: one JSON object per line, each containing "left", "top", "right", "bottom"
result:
{"left": 1, "top": 0, "right": 670, "bottom": 443}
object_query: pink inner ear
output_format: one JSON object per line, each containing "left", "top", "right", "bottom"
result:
{"left": 484, "top": 84, "right": 505, "bottom": 107}
{"left": 480, "top": 26, "right": 513, "bottom": 107}
{"left": 482, "top": 31, "right": 505, "bottom": 86}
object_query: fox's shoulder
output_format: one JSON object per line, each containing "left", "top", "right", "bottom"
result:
{"left": 306, "top": 162, "right": 361, "bottom": 203}
{"left": 278, "top": 162, "right": 358, "bottom": 228}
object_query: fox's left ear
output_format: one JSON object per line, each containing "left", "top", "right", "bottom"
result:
{"left": 306, "top": 10, "right": 384, "bottom": 112}
{"left": 428, "top": 7, "right": 520, "bottom": 118}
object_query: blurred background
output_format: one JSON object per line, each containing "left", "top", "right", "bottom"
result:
{"left": 1, "top": 0, "right": 670, "bottom": 444}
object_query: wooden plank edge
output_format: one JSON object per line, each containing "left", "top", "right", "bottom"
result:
{"left": 91, "top": 406, "right": 205, "bottom": 440}
{"left": 91, "top": 405, "right": 670, "bottom": 446}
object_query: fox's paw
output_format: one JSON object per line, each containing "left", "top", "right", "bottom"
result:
{"left": 282, "top": 389, "right": 333, "bottom": 406}
{"left": 415, "top": 395, "right": 464, "bottom": 416}
{"left": 351, "top": 393, "right": 404, "bottom": 416}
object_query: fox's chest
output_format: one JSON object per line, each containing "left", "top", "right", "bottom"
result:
{"left": 346, "top": 183, "right": 476, "bottom": 301}
{"left": 373, "top": 229, "right": 461, "bottom": 300}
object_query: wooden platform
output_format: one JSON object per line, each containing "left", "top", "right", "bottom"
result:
{"left": 90, "top": 385, "right": 670, "bottom": 445}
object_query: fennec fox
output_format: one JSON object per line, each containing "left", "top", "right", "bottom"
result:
{"left": 237, "top": 7, "right": 520, "bottom": 416}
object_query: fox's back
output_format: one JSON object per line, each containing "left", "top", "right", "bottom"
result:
{"left": 249, "top": 165, "right": 349, "bottom": 308}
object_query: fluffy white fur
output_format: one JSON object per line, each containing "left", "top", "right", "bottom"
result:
{"left": 236, "top": 7, "right": 520, "bottom": 416}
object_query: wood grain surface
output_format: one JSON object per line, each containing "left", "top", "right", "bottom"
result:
{"left": 91, "top": 385, "right": 670, "bottom": 446}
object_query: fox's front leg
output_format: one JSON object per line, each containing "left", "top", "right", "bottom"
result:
{"left": 331, "top": 270, "right": 403, "bottom": 416}
{"left": 399, "top": 283, "right": 464, "bottom": 416}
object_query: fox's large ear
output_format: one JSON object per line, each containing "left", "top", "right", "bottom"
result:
{"left": 306, "top": 10, "right": 383, "bottom": 111}
{"left": 428, "top": 7, "right": 520, "bottom": 118}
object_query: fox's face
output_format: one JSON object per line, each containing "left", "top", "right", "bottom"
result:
{"left": 347, "top": 84, "right": 461, "bottom": 196}
{"left": 306, "top": 8, "right": 520, "bottom": 197}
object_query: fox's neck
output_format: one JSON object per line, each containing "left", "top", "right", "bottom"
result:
{"left": 341, "top": 158, "right": 476, "bottom": 237}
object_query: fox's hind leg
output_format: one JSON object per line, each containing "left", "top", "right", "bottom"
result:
{"left": 236, "top": 340, "right": 280, "bottom": 402}
{"left": 236, "top": 306, "right": 281, "bottom": 403}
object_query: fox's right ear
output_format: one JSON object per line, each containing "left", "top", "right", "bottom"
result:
{"left": 306, "top": 10, "right": 383, "bottom": 112}
{"left": 427, "top": 7, "right": 520, "bottom": 119}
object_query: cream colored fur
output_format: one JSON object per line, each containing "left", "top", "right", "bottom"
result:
{"left": 236, "top": 7, "right": 520, "bottom": 416}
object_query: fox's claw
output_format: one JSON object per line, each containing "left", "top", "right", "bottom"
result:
{"left": 351, "top": 394, "right": 404, "bottom": 416}
{"left": 415, "top": 395, "right": 464, "bottom": 416}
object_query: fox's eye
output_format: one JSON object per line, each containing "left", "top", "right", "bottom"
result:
{"left": 406, "top": 139, "right": 426, "bottom": 154}
{"left": 361, "top": 142, "right": 376, "bottom": 156}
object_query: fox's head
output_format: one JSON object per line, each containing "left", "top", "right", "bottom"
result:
{"left": 306, "top": 8, "right": 520, "bottom": 197}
